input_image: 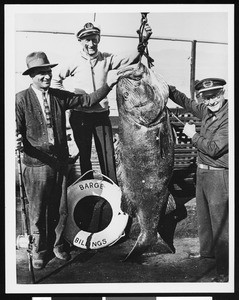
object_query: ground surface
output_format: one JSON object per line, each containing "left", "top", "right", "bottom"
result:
{"left": 16, "top": 197, "right": 218, "bottom": 285}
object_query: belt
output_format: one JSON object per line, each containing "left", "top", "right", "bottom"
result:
{"left": 198, "top": 164, "right": 227, "bottom": 170}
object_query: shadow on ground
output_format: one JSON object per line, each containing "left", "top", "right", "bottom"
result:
{"left": 16, "top": 196, "right": 217, "bottom": 285}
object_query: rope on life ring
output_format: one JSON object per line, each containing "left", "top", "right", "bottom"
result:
{"left": 64, "top": 170, "right": 129, "bottom": 250}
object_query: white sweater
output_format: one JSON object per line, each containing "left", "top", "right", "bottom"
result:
{"left": 51, "top": 49, "right": 140, "bottom": 113}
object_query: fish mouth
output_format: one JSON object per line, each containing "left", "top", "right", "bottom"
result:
{"left": 117, "top": 65, "right": 144, "bottom": 80}
{"left": 118, "top": 79, "right": 165, "bottom": 127}
{"left": 117, "top": 62, "right": 168, "bottom": 127}
{"left": 134, "top": 100, "right": 151, "bottom": 108}
{"left": 127, "top": 106, "right": 166, "bottom": 128}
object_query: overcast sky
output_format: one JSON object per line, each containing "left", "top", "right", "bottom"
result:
{"left": 14, "top": 5, "right": 228, "bottom": 43}
{"left": 5, "top": 4, "right": 233, "bottom": 111}
{"left": 10, "top": 4, "right": 231, "bottom": 106}
{"left": 5, "top": 4, "right": 235, "bottom": 294}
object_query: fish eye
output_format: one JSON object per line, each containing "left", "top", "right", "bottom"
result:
{"left": 124, "top": 92, "right": 129, "bottom": 98}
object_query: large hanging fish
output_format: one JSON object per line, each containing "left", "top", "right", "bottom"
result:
{"left": 115, "top": 62, "right": 174, "bottom": 260}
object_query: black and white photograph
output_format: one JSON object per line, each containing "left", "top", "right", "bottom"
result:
{"left": 5, "top": 3, "right": 235, "bottom": 295}
{"left": 31, "top": 296, "right": 213, "bottom": 300}
{"left": 32, "top": 297, "right": 102, "bottom": 300}
{"left": 31, "top": 297, "right": 212, "bottom": 300}
{"left": 31, "top": 297, "right": 213, "bottom": 300}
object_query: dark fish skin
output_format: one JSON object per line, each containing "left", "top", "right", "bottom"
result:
{"left": 115, "top": 63, "right": 174, "bottom": 260}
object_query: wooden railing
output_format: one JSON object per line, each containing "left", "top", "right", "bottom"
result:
{"left": 169, "top": 108, "right": 200, "bottom": 171}
{"left": 110, "top": 108, "right": 200, "bottom": 173}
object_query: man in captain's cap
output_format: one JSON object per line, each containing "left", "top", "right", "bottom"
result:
{"left": 15, "top": 51, "right": 121, "bottom": 269}
{"left": 51, "top": 21, "right": 152, "bottom": 183}
{"left": 168, "top": 78, "right": 229, "bottom": 282}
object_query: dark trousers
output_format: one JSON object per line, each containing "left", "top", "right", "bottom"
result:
{"left": 196, "top": 168, "right": 229, "bottom": 275}
{"left": 22, "top": 164, "right": 68, "bottom": 255}
{"left": 69, "top": 110, "right": 117, "bottom": 183}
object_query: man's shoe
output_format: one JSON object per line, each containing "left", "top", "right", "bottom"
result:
{"left": 189, "top": 252, "right": 201, "bottom": 259}
{"left": 53, "top": 247, "right": 71, "bottom": 261}
{"left": 212, "top": 274, "right": 228, "bottom": 282}
{"left": 188, "top": 252, "right": 214, "bottom": 259}
{"left": 32, "top": 253, "right": 45, "bottom": 269}
{"left": 33, "top": 259, "right": 44, "bottom": 269}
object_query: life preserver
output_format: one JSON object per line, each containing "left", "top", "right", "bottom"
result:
{"left": 64, "top": 171, "right": 129, "bottom": 250}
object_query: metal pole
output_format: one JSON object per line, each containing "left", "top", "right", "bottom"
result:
{"left": 15, "top": 30, "right": 228, "bottom": 45}
{"left": 190, "top": 40, "right": 197, "bottom": 100}
{"left": 16, "top": 148, "right": 35, "bottom": 283}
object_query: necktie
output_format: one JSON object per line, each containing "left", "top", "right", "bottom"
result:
{"left": 42, "top": 92, "right": 54, "bottom": 144}
{"left": 42, "top": 92, "right": 52, "bottom": 128}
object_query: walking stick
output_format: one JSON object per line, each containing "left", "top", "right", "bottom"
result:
{"left": 16, "top": 145, "right": 35, "bottom": 284}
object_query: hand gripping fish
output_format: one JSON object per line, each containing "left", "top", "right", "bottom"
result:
{"left": 115, "top": 62, "right": 174, "bottom": 261}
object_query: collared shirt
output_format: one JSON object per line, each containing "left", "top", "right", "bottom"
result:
{"left": 31, "top": 85, "right": 51, "bottom": 122}
{"left": 31, "top": 85, "right": 54, "bottom": 144}
{"left": 169, "top": 85, "right": 228, "bottom": 168}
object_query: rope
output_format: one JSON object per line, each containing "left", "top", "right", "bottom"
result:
{"left": 137, "top": 12, "right": 154, "bottom": 68}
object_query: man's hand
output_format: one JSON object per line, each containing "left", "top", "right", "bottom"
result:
{"left": 106, "top": 70, "right": 123, "bottom": 88}
{"left": 137, "top": 23, "right": 152, "bottom": 54}
{"left": 144, "top": 23, "right": 152, "bottom": 37}
{"left": 67, "top": 130, "right": 79, "bottom": 162}
{"left": 183, "top": 122, "right": 196, "bottom": 139}
{"left": 16, "top": 133, "right": 23, "bottom": 152}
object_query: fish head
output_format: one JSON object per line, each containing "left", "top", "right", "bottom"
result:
{"left": 116, "top": 63, "right": 169, "bottom": 127}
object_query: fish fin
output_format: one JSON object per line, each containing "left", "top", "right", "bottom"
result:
{"left": 171, "top": 124, "right": 179, "bottom": 144}
{"left": 159, "top": 130, "right": 166, "bottom": 158}
{"left": 123, "top": 231, "right": 156, "bottom": 262}
{"left": 157, "top": 218, "right": 177, "bottom": 254}
{"left": 155, "top": 127, "right": 166, "bottom": 158}
{"left": 123, "top": 242, "right": 149, "bottom": 262}
{"left": 123, "top": 233, "right": 175, "bottom": 262}
{"left": 165, "top": 193, "right": 177, "bottom": 214}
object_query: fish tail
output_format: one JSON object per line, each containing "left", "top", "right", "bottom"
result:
{"left": 123, "top": 231, "right": 157, "bottom": 261}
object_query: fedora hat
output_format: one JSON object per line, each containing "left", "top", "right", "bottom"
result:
{"left": 22, "top": 52, "right": 58, "bottom": 75}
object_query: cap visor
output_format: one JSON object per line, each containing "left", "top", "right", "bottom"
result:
{"left": 201, "top": 88, "right": 223, "bottom": 98}
{"left": 78, "top": 30, "right": 100, "bottom": 39}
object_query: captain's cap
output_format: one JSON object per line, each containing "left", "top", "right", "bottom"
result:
{"left": 195, "top": 78, "right": 226, "bottom": 97}
{"left": 76, "top": 22, "right": 101, "bottom": 40}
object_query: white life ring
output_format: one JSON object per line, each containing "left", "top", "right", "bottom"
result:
{"left": 64, "top": 171, "right": 129, "bottom": 250}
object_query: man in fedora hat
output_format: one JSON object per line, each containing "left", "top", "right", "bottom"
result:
{"left": 52, "top": 21, "right": 152, "bottom": 183}
{"left": 168, "top": 78, "right": 229, "bottom": 282}
{"left": 16, "top": 51, "right": 121, "bottom": 269}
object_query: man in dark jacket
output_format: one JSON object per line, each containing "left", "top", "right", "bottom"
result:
{"left": 169, "top": 78, "right": 228, "bottom": 282}
{"left": 15, "top": 51, "right": 120, "bottom": 269}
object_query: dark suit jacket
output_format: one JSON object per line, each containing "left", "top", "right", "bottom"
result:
{"left": 16, "top": 84, "right": 111, "bottom": 168}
